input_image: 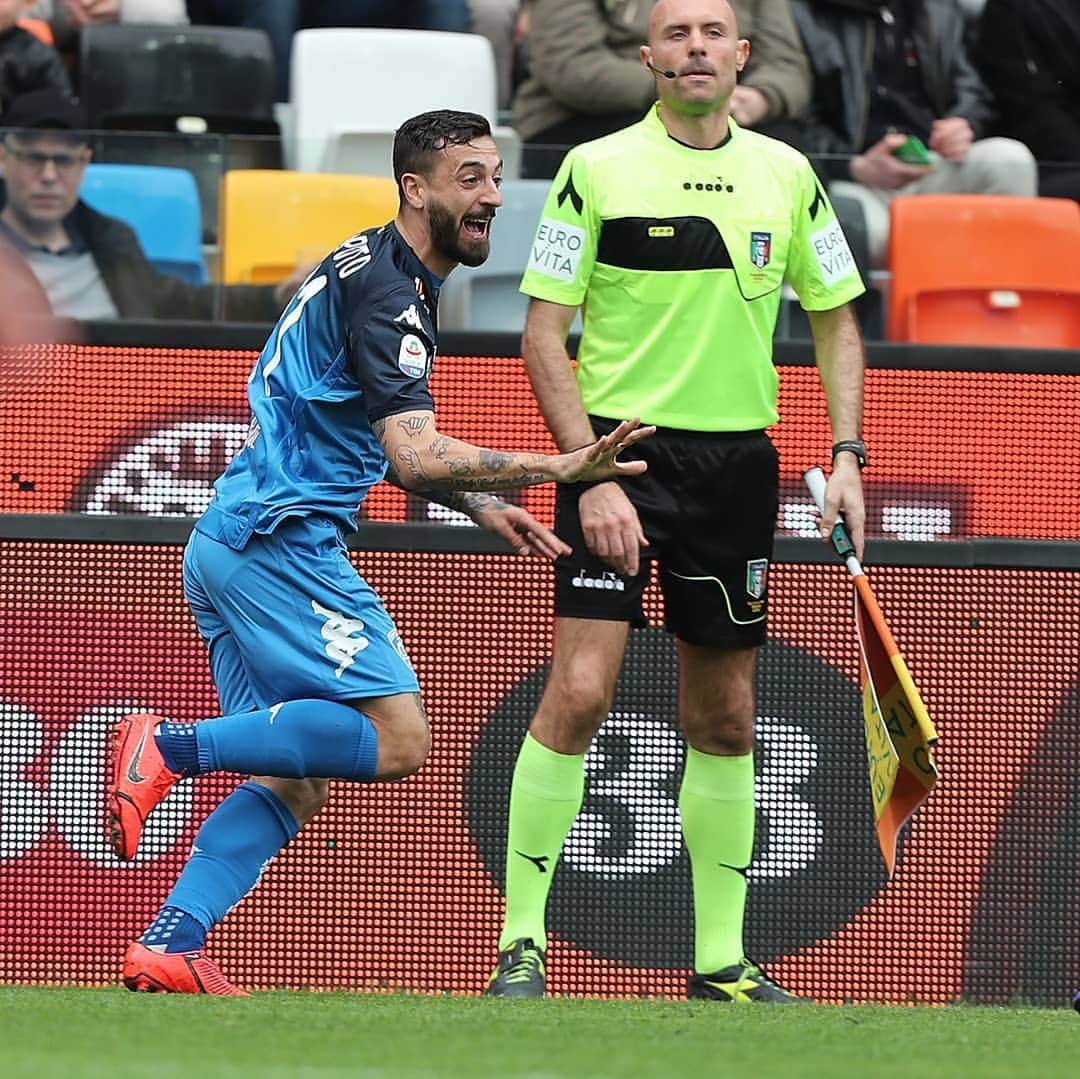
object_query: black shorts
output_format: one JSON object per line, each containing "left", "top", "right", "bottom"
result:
{"left": 554, "top": 418, "right": 779, "bottom": 648}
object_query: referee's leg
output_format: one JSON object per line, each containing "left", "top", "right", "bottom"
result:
{"left": 485, "top": 616, "right": 628, "bottom": 997}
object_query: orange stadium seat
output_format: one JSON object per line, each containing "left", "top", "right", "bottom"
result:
{"left": 887, "top": 194, "right": 1080, "bottom": 348}
{"left": 219, "top": 170, "right": 399, "bottom": 284}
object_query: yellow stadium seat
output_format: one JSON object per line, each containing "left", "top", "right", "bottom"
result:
{"left": 219, "top": 170, "right": 399, "bottom": 284}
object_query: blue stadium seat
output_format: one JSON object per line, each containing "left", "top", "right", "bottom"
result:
{"left": 80, "top": 164, "right": 207, "bottom": 285}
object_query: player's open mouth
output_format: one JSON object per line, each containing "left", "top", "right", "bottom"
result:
{"left": 462, "top": 215, "right": 492, "bottom": 238}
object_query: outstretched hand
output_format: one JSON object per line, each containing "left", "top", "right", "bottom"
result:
{"left": 469, "top": 499, "right": 571, "bottom": 560}
{"left": 559, "top": 418, "right": 656, "bottom": 484}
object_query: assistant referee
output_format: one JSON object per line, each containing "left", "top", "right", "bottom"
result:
{"left": 486, "top": 0, "right": 868, "bottom": 1003}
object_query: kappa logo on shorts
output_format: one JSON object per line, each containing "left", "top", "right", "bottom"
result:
{"left": 311, "top": 600, "right": 369, "bottom": 677}
{"left": 746, "top": 558, "right": 769, "bottom": 600}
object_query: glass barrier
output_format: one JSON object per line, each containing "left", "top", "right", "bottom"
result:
{"left": 1, "top": 129, "right": 1077, "bottom": 346}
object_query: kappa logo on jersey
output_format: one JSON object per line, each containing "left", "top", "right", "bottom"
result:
{"left": 750, "top": 232, "right": 772, "bottom": 269}
{"left": 311, "top": 600, "right": 369, "bottom": 677}
{"left": 527, "top": 217, "right": 587, "bottom": 283}
{"left": 398, "top": 334, "right": 428, "bottom": 378}
{"left": 393, "top": 304, "right": 426, "bottom": 332}
{"left": 810, "top": 221, "right": 856, "bottom": 285}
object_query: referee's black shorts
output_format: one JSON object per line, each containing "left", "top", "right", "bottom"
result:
{"left": 553, "top": 416, "right": 779, "bottom": 649}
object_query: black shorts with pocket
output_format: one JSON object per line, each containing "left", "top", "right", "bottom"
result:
{"left": 553, "top": 417, "right": 779, "bottom": 648}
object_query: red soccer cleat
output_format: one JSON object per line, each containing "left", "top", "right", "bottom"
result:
{"left": 122, "top": 942, "right": 249, "bottom": 996}
{"left": 105, "top": 712, "right": 180, "bottom": 861}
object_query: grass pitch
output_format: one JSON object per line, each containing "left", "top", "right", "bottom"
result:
{"left": 2, "top": 987, "right": 1077, "bottom": 1078}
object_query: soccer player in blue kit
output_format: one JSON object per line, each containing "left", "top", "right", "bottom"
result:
{"left": 105, "top": 110, "right": 653, "bottom": 996}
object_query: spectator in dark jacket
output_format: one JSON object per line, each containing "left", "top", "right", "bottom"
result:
{"left": 514, "top": 0, "right": 813, "bottom": 177}
{"left": 0, "top": 0, "right": 71, "bottom": 113}
{"left": 974, "top": 0, "right": 1080, "bottom": 202}
{"left": 790, "top": 0, "right": 1037, "bottom": 267}
{"left": 0, "top": 88, "right": 293, "bottom": 321}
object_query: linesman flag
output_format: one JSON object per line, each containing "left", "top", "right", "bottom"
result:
{"left": 805, "top": 467, "right": 939, "bottom": 875}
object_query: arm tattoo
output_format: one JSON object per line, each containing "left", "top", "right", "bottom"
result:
{"left": 395, "top": 445, "right": 429, "bottom": 486}
{"left": 373, "top": 414, "right": 555, "bottom": 493}
{"left": 429, "top": 435, "right": 452, "bottom": 460}
{"left": 396, "top": 415, "right": 430, "bottom": 439}
{"left": 478, "top": 449, "right": 513, "bottom": 473}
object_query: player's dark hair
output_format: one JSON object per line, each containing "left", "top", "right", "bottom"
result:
{"left": 393, "top": 110, "right": 492, "bottom": 206}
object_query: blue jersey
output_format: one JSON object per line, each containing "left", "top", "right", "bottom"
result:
{"left": 196, "top": 223, "right": 441, "bottom": 550}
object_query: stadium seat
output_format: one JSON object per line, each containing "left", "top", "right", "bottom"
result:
{"left": 219, "top": 170, "right": 398, "bottom": 284}
{"left": 79, "top": 24, "right": 282, "bottom": 243}
{"left": 81, "top": 164, "right": 207, "bottom": 285}
{"left": 288, "top": 28, "right": 521, "bottom": 179}
{"left": 887, "top": 195, "right": 1080, "bottom": 348}
{"left": 438, "top": 179, "right": 578, "bottom": 333}
{"left": 79, "top": 24, "right": 277, "bottom": 134}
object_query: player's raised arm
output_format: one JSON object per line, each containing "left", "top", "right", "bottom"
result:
{"left": 372, "top": 411, "right": 654, "bottom": 491}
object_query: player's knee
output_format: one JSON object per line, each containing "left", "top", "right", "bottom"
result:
{"left": 254, "top": 776, "right": 329, "bottom": 826}
{"left": 554, "top": 650, "right": 618, "bottom": 717}
{"left": 684, "top": 703, "right": 755, "bottom": 755}
{"left": 372, "top": 702, "right": 431, "bottom": 780}
{"left": 292, "top": 778, "right": 330, "bottom": 821}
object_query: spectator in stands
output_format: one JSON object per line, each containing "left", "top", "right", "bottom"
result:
{"left": 513, "top": 0, "right": 812, "bottom": 178}
{"left": 471, "top": 0, "right": 530, "bottom": 111}
{"left": 0, "top": 88, "right": 297, "bottom": 321}
{"left": 187, "top": 2, "right": 473, "bottom": 103}
{"left": 185, "top": 2, "right": 292, "bottom": 101}
{"left": 789, "top": 0, "right": 1038, "bottom": 268}
{"left": 974, "top": 0, "right": 1080, "bottom": 202}
{"left": 27, "top": 1, "right": 187, "bottom": 50}
{"left": 0, "top": 0, "right": 72, "bottom": 112}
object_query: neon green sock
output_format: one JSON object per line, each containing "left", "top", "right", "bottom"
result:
{"left": 679, "top": 747, "right": 755, "bottom": 974}
{"left": 498, "top": 732, "right": 585, "bottom": 952}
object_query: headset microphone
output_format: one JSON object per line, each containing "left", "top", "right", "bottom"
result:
{"left": 646, "top": 61, "right": 679, "bottom": 79}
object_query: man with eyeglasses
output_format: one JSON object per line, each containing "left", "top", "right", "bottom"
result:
{"left": 0, "top": 88, "right": 294, "bottom": 321}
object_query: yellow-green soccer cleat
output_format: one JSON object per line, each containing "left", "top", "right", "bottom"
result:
{"left": 484, "top": 938, "right": 547, "bottom": 998}
{"left": 687, "top": 958, "right": 808, "bottom": 1004}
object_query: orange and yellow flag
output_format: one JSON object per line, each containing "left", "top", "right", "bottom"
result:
{"left": 854, "top": 575, "right": 939, "bottom": 876}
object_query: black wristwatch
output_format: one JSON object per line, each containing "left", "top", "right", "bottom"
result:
{"left": 831, "top": 439, "right": 869, "bottom": 469}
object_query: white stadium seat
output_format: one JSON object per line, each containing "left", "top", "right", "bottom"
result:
{"left": 288, "top": 28, "right": 520, "bottom": 178}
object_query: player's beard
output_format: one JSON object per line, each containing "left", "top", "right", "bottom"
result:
{"left": 428, "top": 196, "right": 491, "bottom": 268}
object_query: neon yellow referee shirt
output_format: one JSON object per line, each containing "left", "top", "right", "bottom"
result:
{"left": 519, "top": 105, "right": 865, "bottom": 431}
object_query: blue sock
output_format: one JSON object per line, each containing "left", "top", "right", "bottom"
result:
{"left": 154, "top": 722, "right": 199, "bottom": 776}
{"left": 140, "top": 906, "right": 206, "bottom": 953}
{"left": 192, "top": 699, "right": 379, "bottom": 782}
{"left": 151, "top": 782, "right": 300, "bottom": 940}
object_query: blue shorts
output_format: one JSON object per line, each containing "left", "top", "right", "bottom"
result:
{"left": 183, "top": 515, "right": 419, "bottom": 715}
